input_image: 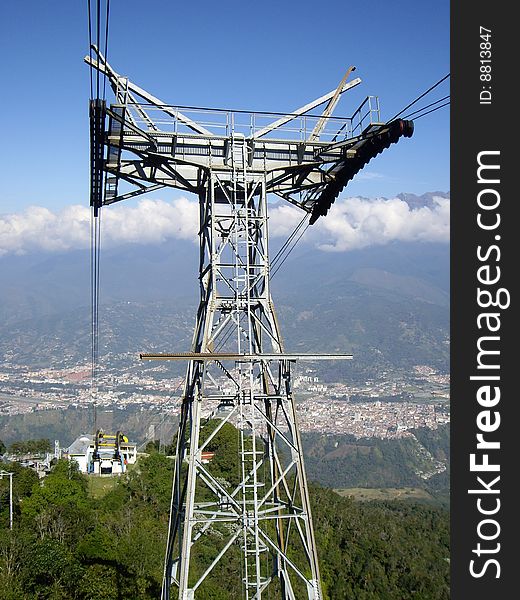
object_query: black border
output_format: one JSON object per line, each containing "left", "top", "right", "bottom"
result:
{"left": 451, "top": 2, "right": 515, "bottom": 597}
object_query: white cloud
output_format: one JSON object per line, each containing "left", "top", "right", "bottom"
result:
{"left": 353, "top": 171, "right": 385, "bottom": 180}
{"left": 0, "top": 198, "right": 198, "bottom": 256}
{"left": 268, "top": 204, "right": 305, "bottom": 237}
{"left": 0, "top": 195, "right": 449, "bottom": 257}
{"left": 308, "top": 195, "right": 450, "bottom": 252}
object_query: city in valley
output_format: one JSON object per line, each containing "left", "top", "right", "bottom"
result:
{"left": 0, "top": 358, "right": 449, "bottom": 442}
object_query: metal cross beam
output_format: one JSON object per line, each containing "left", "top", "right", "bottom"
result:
{"left": 140, "top": 352, "right": 353, "bottom": 361}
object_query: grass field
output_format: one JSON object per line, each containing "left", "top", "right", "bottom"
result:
{"left": 87, "top": 475, "right": 120, "bottom": 499}
{"left": 86, "top": 460, "right": 141, "bottom": 498}
{"left": 333, "top": 487, "right": 436, "bottom": 502}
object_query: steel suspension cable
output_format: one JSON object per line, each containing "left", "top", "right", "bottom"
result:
{"left": 87, "top": 0, "right": 111, "bottom": 432}
{"left": 96, "top": 0, "right": 101, "bottom": 99}
{"left": 386, "top": 73, "right": 450, "bottom": 124}
{"left": 271, "top": 219, "right": 310, "bottom": 280}
{"left": 87, "top": 0, "right": 110, "bottom": 100}
{"left": 90, "top": 207, "right": 103, "bottom": 430}
{"left": 90, "top": 209, "right": 95, "bottom": 417}
{"left": 102, "top": 0, "right": 110, "bottom": 101}
{"left": 401, "top": 94, "right": 450, "bottom": 120}
{"left": 270, "top": 212, "right": 309, "bottom": 270}
{"left": 95, "top": 210, "right": 102, "bottom": 377}
{"left": 269, "top": 77, "right": 450, "bottom": 282}
{"left": 137, "top": 378, "right": 185, "bottom": 451}
{"left": 404, "top": 101, "right": 450, "bottom": 121}
{"left": 215, "top": 319, "right": 237, "bottom": 352}
{"left": 87, "top": 0, "right": 93, "bottom": 99}
{"left": 90, "top": 210, "right": 97, "bottom": 428}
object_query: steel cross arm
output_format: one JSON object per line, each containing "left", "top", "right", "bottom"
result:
{"left": 308, "top": 66, "right": 357, "bottom": 141}
{"left": 105, "top": 104, "right": 157, "bottom": 145}
{"left": 146, "top": 158, "right": 201, "bottom": 193}
{"left": 269, "top": 170, "right": 333, "bottom": 204}
{"left": 85, "top": 47, "right": 212, "bottom": 136}
{"left": 140, "top": 352, "right": 353, "bottom": 361}
{"left": 251, "top": 76, "right": 361, "bottom": 140}
{"left": 103, "top": 179, "right": 164, "bottom": 206}
{"left": 106, "top": 160, "right": 199, "bottom": 196}
{"left": 316, "top": 122, "right": 390, "bottom": 154}
{"left": 267, "top": 162, "right": 323, "bottom": 188}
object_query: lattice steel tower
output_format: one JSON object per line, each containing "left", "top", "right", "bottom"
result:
{"left": 87, "top": 48, "right": 413, "bottom": 600}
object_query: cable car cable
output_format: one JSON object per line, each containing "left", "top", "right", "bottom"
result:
{"left": 271, "top": 220, "right": 310, "bottom": 279}
{"left": 401, "top": 95, "right": 450, "bottom": 120}
{"left": 387, "top": 73, "right": 450, "bottom": 124}
{"left": 271, "top": 213, "right": 309, "bottom": 270}
{"left": 405, "top": 101, "right": 450, "bottom": 121}
{"left": 102, "top": 0, "right": 110, "bottom": 101}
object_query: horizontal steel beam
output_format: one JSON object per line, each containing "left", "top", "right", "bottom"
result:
{"left": 140, "top": 352, "right": 353, "bottom": 361}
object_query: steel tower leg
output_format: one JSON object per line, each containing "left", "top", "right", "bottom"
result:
{"left": 162, "top": 158, "right": 322, "bottom": 599}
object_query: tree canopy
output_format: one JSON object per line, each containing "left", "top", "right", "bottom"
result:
{"left": 0, "top": 428, "right": 449, "bottom": 599}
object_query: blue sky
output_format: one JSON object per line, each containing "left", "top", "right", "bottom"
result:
{"left": 0, "top": 0, "right": 449, "bottom": 215}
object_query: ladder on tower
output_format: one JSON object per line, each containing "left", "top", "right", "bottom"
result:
{"left": 240, "top": 435, "right": 270, "bottom": 597}
{"left": 230, "top": 133, "right": 248, "bottom": 204}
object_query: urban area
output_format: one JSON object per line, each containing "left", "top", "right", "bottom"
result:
{"left": 0, "top": 357, "right": 449, "bottom": 441}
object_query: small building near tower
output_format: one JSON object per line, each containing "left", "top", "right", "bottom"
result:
{"left": 65, "top": 431, "right": 137, "bottom": 475}
{"left": 201, "top": 451, "right": 215, "bottom": 464}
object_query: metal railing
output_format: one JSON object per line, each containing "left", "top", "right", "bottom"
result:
{"left": 115, "top": 95, "right": 382, "bottom": 143}
{"left": 350, "top": 95, "right": 381, "bottom": 137}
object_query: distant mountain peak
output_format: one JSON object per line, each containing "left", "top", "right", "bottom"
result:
{"left": 397, "top": 191, "right": 450, "bottom": 209}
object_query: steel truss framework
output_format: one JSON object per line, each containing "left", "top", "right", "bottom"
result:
{"left": 87, "top": 47, "right": 413, "bottom": 600}
{"left": 163, "top": 170, "right": 326, "bottom": 600}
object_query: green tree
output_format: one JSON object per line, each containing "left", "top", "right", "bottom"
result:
{"left": 145, "top": 439, "right": 161, "bottom": 453}
{"left": 0, "top": 427, "right": 449, "bottom": 599}
{"left": 8, "top": 438, "right": 52, "bottom": 456}
{"left": 125, "top": 452, "right": 173, "bottom": 512}
{"left": 0, "top": 462, "right": 39, "bottom": 526}
{"left": 77, "top": 564, "right": 120, "bottom": 600}
{"left": 18, "top": 537, "right": 83, "bottom": 598}
{"left": 21, "top": 459, "right": 92, "bottom": 544}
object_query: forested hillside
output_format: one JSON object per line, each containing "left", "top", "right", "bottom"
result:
{"left": 0, "top": 430, "right": 449, "bottom": 599}
{"left": 0, "top": 411, "right": 450, "bottom": 505}
{"left": 302, "top": 423, "right": 450, "bottom": 502}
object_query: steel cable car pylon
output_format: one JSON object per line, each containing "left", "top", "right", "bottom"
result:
{"left": 86, "top": 48, "right": 413, "bottom": 599}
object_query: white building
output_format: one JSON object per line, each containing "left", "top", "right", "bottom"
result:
{"left": 65, "top": 433, "right": 137, "bottom": 475}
